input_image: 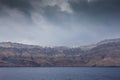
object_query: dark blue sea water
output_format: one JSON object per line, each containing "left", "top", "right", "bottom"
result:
{"left": 0, "top": 67, "right": 120, "bottom": 80}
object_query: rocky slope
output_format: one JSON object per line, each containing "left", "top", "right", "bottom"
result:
{"left": 0, "top": 38, "right": 120, "bottom": 67}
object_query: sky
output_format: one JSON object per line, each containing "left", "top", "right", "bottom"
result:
{"left": 0, "top": 0, "right": 120, "bottom": 46}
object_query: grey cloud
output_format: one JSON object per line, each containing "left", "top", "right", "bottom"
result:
{"left": 0, "top": 0, "right": 74, "bottom": 26}
{"left": 0, "top": 0, "right": 120, "bottom": 46}
{"left": 69, "top": 0, "right": 120, "bottom": 12}
{"left": 0, "top": 0, "right": 33, "bottom": 16}
{"left": 0, "top": 0, "right": 73, "bottom": 15}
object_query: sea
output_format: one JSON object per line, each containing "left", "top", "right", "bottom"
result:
{"left": 0, "top": 67, "right": 120, "bottom": 80}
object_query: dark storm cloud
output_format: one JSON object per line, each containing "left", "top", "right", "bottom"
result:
{"left": 69, "top": 0, "right": 120, "bottom": 13}
{"left": 69, "top": 0, "right": 120, "bottom": 19}
{"left": 0, "top": 0, "right": 33, "bottom": 16}
{"left": 68, "top": 0, "right": 120, "bottom": 29}
{"left": 0, "top": 0, "right": 31, "bottom": 9}
{"left": 0, "top": 0, "right": 73, "bottom": 25}
{"left": 0, "top": 0, "right": 120, "bottom": 18}
{"left": 0, "top": 0, "right": 120, "bottom": 46}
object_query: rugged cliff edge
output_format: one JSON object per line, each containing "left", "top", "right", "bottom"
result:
{"left": 0, "top": 38, "right": 120, "bottom": 67}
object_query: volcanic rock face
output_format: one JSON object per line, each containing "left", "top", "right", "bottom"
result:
{"left": 0, "top": 38, "right": 120, "bottom": 67}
